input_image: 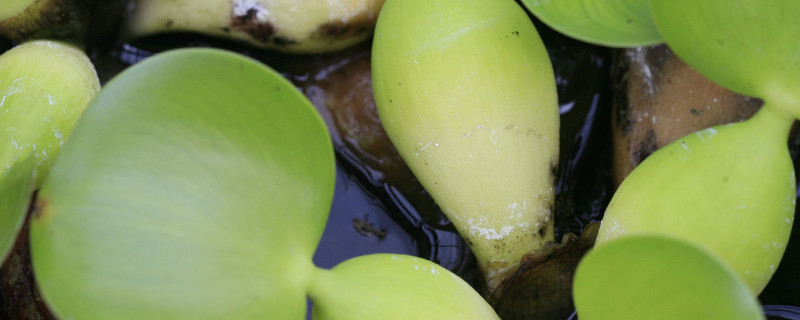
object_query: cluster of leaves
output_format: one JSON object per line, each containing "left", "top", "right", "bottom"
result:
{"left": 1, "top": 0, "right": 798, "bottom": 319}
{"left": 0, "top": 43, "right": 503, "bottom": 318}
{"left": 525, "top": 0, "right": 800, "bottom": 318}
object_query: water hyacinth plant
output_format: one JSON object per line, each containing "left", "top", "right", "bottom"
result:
{"left": 0, "top": 0, "right": 797, "bottom": 318}
{"left": 524, "top": 0, "right": 800, "bottom": 316}
{"left": 29, "top": 48, "right": 498, "bottom": 320}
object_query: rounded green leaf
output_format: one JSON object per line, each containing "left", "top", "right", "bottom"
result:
{"left": 309, "top": 254, "right": 499, "bottom": 320}
{"left": 0, "top": 40, "right": 99, "bottom": 187}
{"left": 597, "top": 106, "right": 795, "bottom": 293}
{"left": 649, "top": 0, "right": 800, "bottom": 118}
{"left": 574, "top": 235, "right": 764, "bottom": 320}
{"left": 522, "top": 0, "right": 661, "bottom": 47}
{"left": 0, "top": 155, "right": 35, "bottom": 263}
{"left": 31, "top": 48, "right": 335, "bottom": 319}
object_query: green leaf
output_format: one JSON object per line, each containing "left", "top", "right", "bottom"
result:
{"left": 30, "top": 48, "right": 335, "bottom": 319}
{"left": 521, "top": 0, "right": 661, "bottom": 47}
{"left": 649, "top": 0, "right": 800, "bottom": 117}
{"left": 597, "top": 107, "right": 795, "bottom": 293}
{"left": 574, "top": 235, "right": 765, "bottom": 320}
{"left": 0, "top": 155, "right": 35, "bottom": 263}
{"left": 309, "top": 254, "right": 499, "bottom": 320}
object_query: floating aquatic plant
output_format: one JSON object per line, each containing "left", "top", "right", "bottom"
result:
{"left": 29, "top": 48, "right": 498, "bottom": 320}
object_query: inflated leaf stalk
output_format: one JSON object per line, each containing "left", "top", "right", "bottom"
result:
{"left": 521, "top": 0, "right": 661, "bottom": 47}
{"left": 0, "top": 40, "right": 98, "bottom": 262}
{"left": 30, "top": 48, "right": 498, "bottom": 320}
{"left": 598, "top": 106, "right": 795, "bottom": 294}
{"left": 598, "top": 0, "right": 800, "bottom": 294}
{"left": 0, "top": 40, "right": 100, "bottom": 187}
{"left": 126, "top": 0, "right": 385, "bottom": 54}
{"left": 574, "top": 235, "right": 764, "bottom": 320}
{"left": 372, "top": 0, "right": 559, "bottom": 290}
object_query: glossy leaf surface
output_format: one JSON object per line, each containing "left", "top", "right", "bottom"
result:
{"left": 30, "top": 49, "right": 335, "bottom": 319}
{"left": 650, "top": 0, "right": 800, "bottom": 117}
{"left": 574, "top": 236, "right": 764, "bottom": 320}
{"left": 310, "top": 254, "right": 499, "bottom": 320}
{"left": 522, "top": 0, "right": 661, "bottom": 47}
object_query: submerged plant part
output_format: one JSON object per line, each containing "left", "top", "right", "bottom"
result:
{"left": 371, "top": 0, "right": 559, "bottom": 289}
{"left": 126, "top": 0, "right": 385, "bottom": 54}
{"left": 29, "top": 48, "right": 498, "bottom": 320}
{"left": 574, "top": 235, "right": 764, "bottom": 320}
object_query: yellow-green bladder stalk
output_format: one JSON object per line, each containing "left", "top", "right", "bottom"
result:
{"left": 372, "top": 0, "right": 559, "bottom": 289}
{"left": 598, "top": 105, "right": 795, "bottom": 294}
{"left": 0, "top": 40, "right": 99, "bottom": 187}
{"left": 125, "top": 0, "right": 384, "bottom": 54}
